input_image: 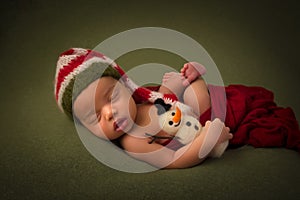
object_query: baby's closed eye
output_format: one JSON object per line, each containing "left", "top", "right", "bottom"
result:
{"left": 109, "top": 89, "right": 120, "bottom": 102}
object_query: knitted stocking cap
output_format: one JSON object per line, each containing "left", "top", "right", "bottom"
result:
{"left": 54, "top": 48, "right": 178, "bottom": 119}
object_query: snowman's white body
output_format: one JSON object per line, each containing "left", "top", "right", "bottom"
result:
{"left": 158, "top": 107, "right": 228, "bottom": 158}
{"left": 159, "top": 110, "right": 202, "bottom": 145}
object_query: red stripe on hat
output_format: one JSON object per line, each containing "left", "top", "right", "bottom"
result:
{"left": 55, "top": 49, "right": 110, "bottom": 101}
{"left": 132, "top": 87, "right": 152, "bottom": 103}
{"left": 55, "top": 54, "right": 87, "bottom": 101}
{"left": 163, "top": 93, "right": 178, "bottom": 102}
{"left": 59, "top": 48, "right": 75, "bottom": 57}
{"left": 113, "top": 64, "right": 126, "bottom": 76}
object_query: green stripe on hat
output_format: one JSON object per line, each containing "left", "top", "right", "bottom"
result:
{"left": 61, "top": 62, "right": 121, "bottom": 119}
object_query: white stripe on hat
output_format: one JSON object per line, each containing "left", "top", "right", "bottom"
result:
{"left": 54, "top": 48, "right": 89, "bottom": 102}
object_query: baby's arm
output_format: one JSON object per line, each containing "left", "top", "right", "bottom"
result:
{"left": 121, "top": 134, "right": 204, "bottom": 168}
{"left": 121, "top": 119, "right": 232, "bottom": 169}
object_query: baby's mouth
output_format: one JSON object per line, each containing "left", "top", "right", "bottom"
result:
{"left": 114, "top": 118, "right": 128, "bottom": 132}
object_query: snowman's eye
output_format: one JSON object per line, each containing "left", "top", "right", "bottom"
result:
{"left": 171, "top": 112, "right": 175, "bottom": 116}
{"left": 169, "top": 121, "right": 173, "bottom": 125}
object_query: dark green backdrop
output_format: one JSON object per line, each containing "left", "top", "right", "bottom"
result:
{"left": 1, "top": 0, "right": 299, "bottom": 199}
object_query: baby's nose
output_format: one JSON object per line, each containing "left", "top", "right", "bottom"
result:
{"left": 103, "top": 107, "right": 117, "bottom": 121}
{"left": 104, "top": 111, "right": 113, "bottom": 120}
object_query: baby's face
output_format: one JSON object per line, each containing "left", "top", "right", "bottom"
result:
{"left": 74, "top": 77, "right": 137, "bottom": 140}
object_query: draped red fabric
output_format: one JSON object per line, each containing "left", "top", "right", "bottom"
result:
{"left": 200, "top": 84, "right": 300, "bottom": 152}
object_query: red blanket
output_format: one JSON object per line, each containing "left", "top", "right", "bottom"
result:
{"left": 200, "top": 84, "right": 300, "bottom": 152}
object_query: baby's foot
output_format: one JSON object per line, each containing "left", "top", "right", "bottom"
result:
{"left": 181, "top": 62, "right": 207, "bottom": 87}
{"left": 198, "top": 119, "right": 230, "bottom": 159}
{"left": 210, "top": 140, "right": 229, "bottom": 158}
{"left": 162, "top": 72, "right": 186, "bottom": 98}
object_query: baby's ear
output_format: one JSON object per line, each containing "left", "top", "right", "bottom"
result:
{"left": 154, "top": 98, "right": 172, "bottom": 115}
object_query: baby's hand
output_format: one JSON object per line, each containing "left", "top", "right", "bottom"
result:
{"left": 180, "top": 62, "right": 206, "bottom": 87}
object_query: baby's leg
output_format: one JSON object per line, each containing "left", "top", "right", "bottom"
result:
{"left": 183, "top": 77, "right": 210, "bottom": 117}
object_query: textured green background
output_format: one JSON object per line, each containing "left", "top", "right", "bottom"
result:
{"left": 1, "top": 0, "right": 299, "bottom": 199}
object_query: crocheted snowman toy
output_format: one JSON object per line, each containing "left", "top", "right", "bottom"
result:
{"left": 154, "top": 98, "right": 228, "bottom": 158}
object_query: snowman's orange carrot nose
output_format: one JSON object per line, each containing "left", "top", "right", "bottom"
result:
{"left": 173, "top": 107, "right": 181, "bottom": 123}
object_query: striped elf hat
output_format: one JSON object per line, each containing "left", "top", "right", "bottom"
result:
{"left": 54, "top": 47, "right": 178, "bottom": 119}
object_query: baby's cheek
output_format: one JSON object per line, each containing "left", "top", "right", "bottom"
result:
{"left": 115, "top": 98, "right": 130, "bottom": 110}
